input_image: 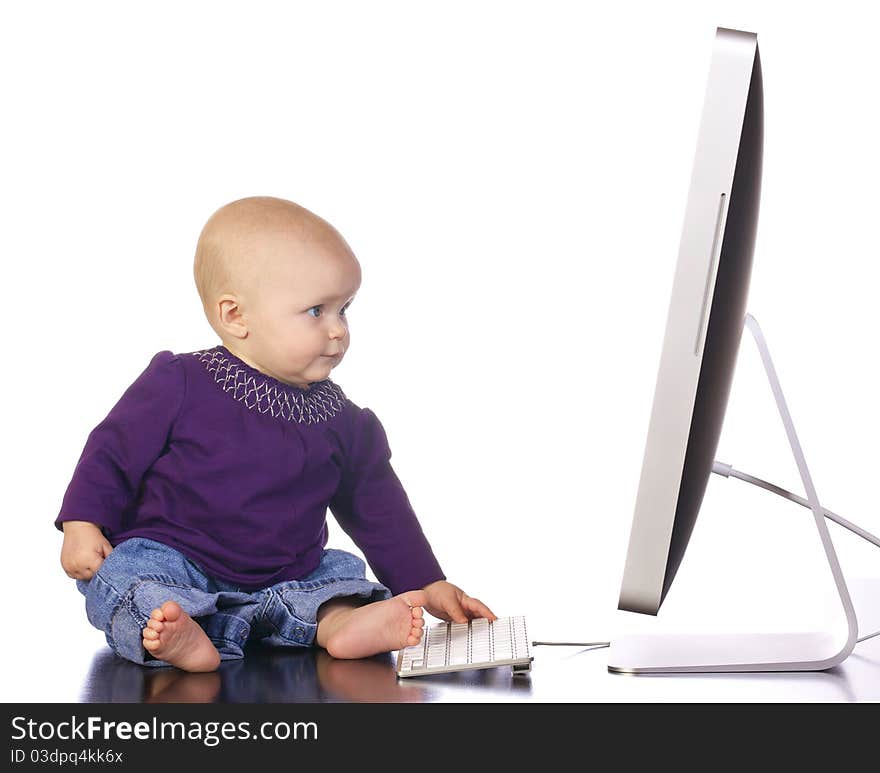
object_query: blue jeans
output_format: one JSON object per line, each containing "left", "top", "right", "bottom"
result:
{"left": 76, "top": 537, "right": 392, "bottom": 667}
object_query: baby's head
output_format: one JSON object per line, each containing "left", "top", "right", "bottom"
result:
{"left": 193, "top": 196, "right": 361, "bottom": 389}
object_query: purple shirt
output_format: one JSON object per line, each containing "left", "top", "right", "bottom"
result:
{"left": 55, "top": 345, "right": 445, "bottom": 594}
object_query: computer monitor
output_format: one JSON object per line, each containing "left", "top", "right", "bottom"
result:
{"left": 617, "top": 27, "right": 763, "bottom": 617}
{"left": 609, "top": 27, "right": 858, "bottom": 673}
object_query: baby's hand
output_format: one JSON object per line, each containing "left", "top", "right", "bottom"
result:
{"left": 421, "top": 580, "right": 497, "bottom": 624}
{"left": 60, "top": 521, "right": 113, "bottom": 580}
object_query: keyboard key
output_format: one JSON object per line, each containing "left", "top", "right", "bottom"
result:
{"left": 449, "top": 644, "right": 469, "bottom": 665}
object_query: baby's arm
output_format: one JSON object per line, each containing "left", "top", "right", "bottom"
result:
{"left": 55, "top": 351, "right": 185, "bottom": 578}
{"left": 329, "top": 406, "right": 446, "bottom": 595}
{"left": 330, "top": 406, "right": 498, "bottom": 622}
{"left": 60, "top": 521, "right": 113, "bottom": 580}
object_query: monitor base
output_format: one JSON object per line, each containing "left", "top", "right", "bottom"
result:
{"left": 608, "top": 632, "right": 842, "bottom": 674}
{"left": 608, "top": 314, "right": 858, "bottom": 674}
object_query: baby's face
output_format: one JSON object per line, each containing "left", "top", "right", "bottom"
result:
{"left": 227, "top": 228, "right": 362, "bottom": 390}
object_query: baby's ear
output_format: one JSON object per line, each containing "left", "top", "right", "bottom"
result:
{"left": 217, "top": 295, "right": 248, "bottom": 337}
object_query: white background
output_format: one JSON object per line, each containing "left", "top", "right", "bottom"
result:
{"left": 2, "top": 0, "right": 878, "bottom": 701}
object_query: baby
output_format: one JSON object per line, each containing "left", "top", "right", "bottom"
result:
{"left": 57, "top": 195, "right": 495, "bottom": 672}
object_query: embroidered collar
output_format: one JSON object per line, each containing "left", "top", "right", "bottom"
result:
{"left": 189, "top": 345, "right": 347, "bottom": 424}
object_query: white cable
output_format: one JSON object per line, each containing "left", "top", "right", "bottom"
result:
{"left": 712, "top": 461, "right": 880, "bottom": 548}
{"left": 712, "top": 460, "right": 880, "bottom": 644}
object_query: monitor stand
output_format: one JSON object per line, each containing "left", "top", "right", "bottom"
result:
{"left": 607, "top": 313, "right": 858, "bottom": 673}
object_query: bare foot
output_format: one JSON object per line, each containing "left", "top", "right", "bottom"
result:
{"left": 322, "top": 592, "right": 427, "bottom": 660}
{"left": 142, "top": 601, "right": 221, "bottom": 672}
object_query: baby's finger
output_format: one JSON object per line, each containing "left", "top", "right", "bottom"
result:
{"left": 446, "top": 600, "right": 469, "bottom": 624}
{"left": 462, "top": 595, "right": 497, "bottom": 621}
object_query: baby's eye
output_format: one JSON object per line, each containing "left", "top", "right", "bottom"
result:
{"left": 307, "top": 302, "right": 352, "bottom": 318}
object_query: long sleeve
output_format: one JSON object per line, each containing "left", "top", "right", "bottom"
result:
{"left": 329, "top": 406, "right": 445, "bottom": 595}
{"left": 55, "top": 350, "right": 186, "bottom": 535}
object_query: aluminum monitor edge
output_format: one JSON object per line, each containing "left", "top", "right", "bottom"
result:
{"left": 618, "top": 28, "right": 759, "bottom": 615}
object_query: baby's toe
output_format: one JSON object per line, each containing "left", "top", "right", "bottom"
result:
{"left": 146, "top": 618, "right": 164, "bottom": 632}
{"left": 150, "top": 608, "right": 165, "bottom": 622}
{"left": 411, "top": 606, "right": 423, "bottom": 620}
{"left": 412, "top": 618, "right": 424, "bottom": 629}
{"left": 160, "top": 601, "right": 183, "bottom": 622}
{"left": 143, "top": 636, "right": 161, "bottom": 652}
{"left": 143, "top": 627, "right": 159, "bottom": 641}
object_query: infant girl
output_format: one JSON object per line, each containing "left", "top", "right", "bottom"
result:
{"left": 57, "top": 195, "right": 495, "bottom": 672}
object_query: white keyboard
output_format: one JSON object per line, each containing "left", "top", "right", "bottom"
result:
{"left": 396, "top": 615, "right": 532, "bottom": 677}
